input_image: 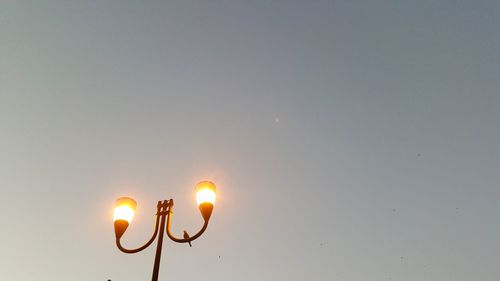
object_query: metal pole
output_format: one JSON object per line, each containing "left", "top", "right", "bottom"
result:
{"left": 151, "top": 203, "right": 167, "bottom": 281}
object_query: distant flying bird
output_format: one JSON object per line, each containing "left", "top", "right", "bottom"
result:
{"left": 183, "top": 231, "right": 192, "bottom": 247}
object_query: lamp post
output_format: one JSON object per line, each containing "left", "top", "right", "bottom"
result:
{"left": 113, "top": 181, "right": 216, "bottom": 281}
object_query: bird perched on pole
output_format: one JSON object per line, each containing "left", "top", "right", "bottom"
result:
{"left": 183, "top": 231, "right": 192, "bottom": 247}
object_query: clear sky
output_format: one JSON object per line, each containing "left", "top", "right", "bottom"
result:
{"left": 1, "top": 1, "right": 499, "bottom": 280}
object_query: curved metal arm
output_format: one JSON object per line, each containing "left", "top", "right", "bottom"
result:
{"left": 165, "top": 205, "right": 209, "bottom": 244}
{"left": 116, "top": 213, "right": 161, "bottom": 254}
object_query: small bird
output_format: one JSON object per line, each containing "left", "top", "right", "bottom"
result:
{"left": 183, "top": 231, "right": 192, "bottom": 247}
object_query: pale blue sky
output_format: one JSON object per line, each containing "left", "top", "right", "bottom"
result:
{"left": 1, "top": 1, "right": 499, "bottom": 280}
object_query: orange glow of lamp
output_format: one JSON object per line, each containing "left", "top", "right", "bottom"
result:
{"left": 195, "top": 181, "right": 216, "bottom": 221}
{"left": 113, "top": 197, "right": 137, "bottom": 239}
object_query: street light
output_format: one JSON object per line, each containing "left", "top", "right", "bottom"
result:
{"left": 113, "top": 181, "right": 217, "bottom": 281}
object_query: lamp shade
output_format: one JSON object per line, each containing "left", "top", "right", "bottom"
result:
{"left": 195, "top": 181, "right": 216, "bottom": 221}
{"left": 113, "top": 197, "right": 137, "bottom": 239}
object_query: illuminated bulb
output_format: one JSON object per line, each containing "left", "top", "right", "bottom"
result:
{"left": 195, "top": 181, "right": 216, "bottom": 221}
{"left": 195, "top": 181, "right": 216, "bottom": 206}
{"left": 114, "top": 197, "right": 137, "bottom": 223}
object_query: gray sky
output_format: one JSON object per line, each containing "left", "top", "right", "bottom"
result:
{"left": 1, "top": 1, "right": 499, "bottom": 280}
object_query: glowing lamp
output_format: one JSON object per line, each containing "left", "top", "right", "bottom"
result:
{"left": 114, "top": 197, "right": 137, "bottom": 239}
{"left": 195, "top": 181, "right": 216, "bottom": 221}
{"left": 112, "top": 182, "right": 219, "bottom": 281}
